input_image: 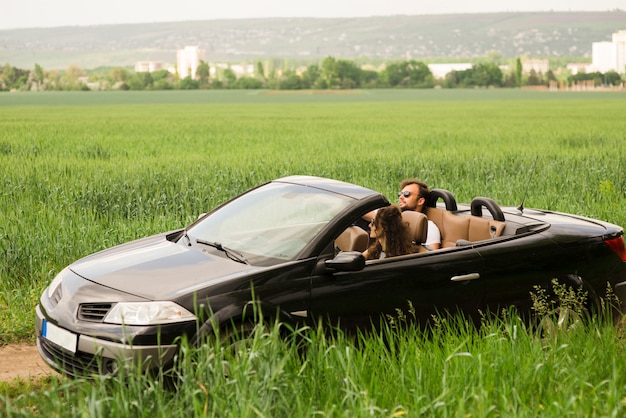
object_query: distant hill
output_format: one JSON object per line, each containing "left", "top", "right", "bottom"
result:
{"left": 1, "top": 11, "right": 624, "bottom": 70}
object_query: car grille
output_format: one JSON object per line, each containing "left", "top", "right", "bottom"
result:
{"left": 78, "top": 303, "right": 113, "bottom": 322}
{"left": 38, "top": 337, "right": 116, "bottom": 377}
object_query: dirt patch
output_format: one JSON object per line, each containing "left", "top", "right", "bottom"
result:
{"left": 0, "top": 343, "right": 56, "bottom": 382}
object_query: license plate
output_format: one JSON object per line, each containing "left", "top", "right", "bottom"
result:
{"left": 42, "top": 319, "right": 77, "bottom": 354}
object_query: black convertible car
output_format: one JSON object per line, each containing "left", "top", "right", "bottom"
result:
{"left": 36, "top": 176, "right": 626, "bottom": 376}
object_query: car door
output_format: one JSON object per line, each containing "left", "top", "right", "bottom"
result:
{"left": 477, "top": 231, "right": 575, "bottom": 317}
{"left": 309, "top": 247, "right": 486, "bottom": 332}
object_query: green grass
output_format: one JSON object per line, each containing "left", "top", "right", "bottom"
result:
{"left": 2, "top": 313, "right": 626, "bottom": 417}
{"left": 0, "top": 89, "right": 625, "bottom": 415}
{"left": 1, "top": 89, "right": 625, "bottom": 342}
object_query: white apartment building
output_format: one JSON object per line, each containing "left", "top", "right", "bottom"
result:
{"left": 592, "top": 41, "right": 617, "bottom": 73}
{"left": 134, "top": 61, "right": 164, "bottom": 73}
{"left": 210, "top": 63, "right": 255, "bottom": 76}
{"left": 615, "top": 30, "right": 626, "bottom": 74}
{"left": 592, "top": 30, "right": 626, "bottom": 74}
{"left": 566, "top": 63, "right": 593, "bottom": 75}
{"left": 522, "top": 59, "right": 549, "bottom": 74}
{"left": 177, "top": 46, "right": 204, "bottom": 79}
{"left": 427, "top": 63, "right": 472, "bottom": 79}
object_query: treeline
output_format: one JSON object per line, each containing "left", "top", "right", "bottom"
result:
{"left": 1, "top": 57, "right": 624, "bottom": 92}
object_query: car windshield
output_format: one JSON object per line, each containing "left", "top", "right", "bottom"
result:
{"left": 186, "top": 182, "right": 354, "bottom": 265}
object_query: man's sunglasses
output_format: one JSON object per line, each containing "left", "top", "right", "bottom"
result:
{"left": 398, "top": 190, "right": 422, "bottom": 199}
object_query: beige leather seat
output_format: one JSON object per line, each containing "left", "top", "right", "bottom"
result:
{"left": 438, "top": 212, "right": 505, "bottom": 248}
{"left": 427, "top": 194, "right": 506, "bottom": 248}
{"left": 335, "top": 211, "right": 430, "bottom": 255}
{"left": 401, "top": 211, "right": 428, "bottom": 252}
{"left": 334, "top": 226, "right": 369, "bottom": 253}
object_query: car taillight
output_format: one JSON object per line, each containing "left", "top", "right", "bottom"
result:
{"left": 605, "top": 236, "right": 626, "bottom": 261}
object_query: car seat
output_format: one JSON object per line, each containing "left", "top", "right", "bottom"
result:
{"left": 334, "top": 225, "right": 369, "bottom": 253}
{"left": 401, "top": 210, "right": 429, "bottom": 253}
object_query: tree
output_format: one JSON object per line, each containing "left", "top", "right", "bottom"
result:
{"left": 316, "top": 57, "right": 367, "bottom": 89}
{"left": 196, "top": 60, "right": 210, "bottom": 88}
{"left": 361, "top": 69, "right": 379, "bottom": 88}
{"left": 223, "top": 68, "right": 237, "bottom": 88}
{"left": 61, "top": 65, "right": 87, "bottom": 90}
{"left": 442, "top": 70, "right": 460, "bottom": 88}
{"left": 447, "top": 63, "right": 502, "bottom": 88}
{"left": 1, "top": 63, "right": 28, "bottom": 90}
{"left": 234, "top": 77, "right": 263, "bottom": 89}
{"left": 108, "top": 67, "right": 130, "bottom": 89}
{"left": 109, "top": 67, "right": 129, "bottom": 83}
{"left": 209, "top": 79, "right": 224, "bottom": 89}
{"left": 381, "top": 60, "right": 432, "bottom": 88}
{"left": 301, "top": 64, "right": 320, "bottom": 88}
{"left": 469, "top": 63, "right": 503, "bottom": 87}
{"left": 515, "top": 58, "right": 523, "bottom": 87}
{"left": 255, "top": 61, "right": 265, "bottom": 80}
{"left": 381, "top": 62, "right": 404, "bottom": 86}
{"left": 45, "top": 69, "right": 61, "bottom": 90}
{"left": 545, "top": 70, "right": 557, "bottom": 83}
{"left": 278, "top": 70, "right": 304, "bottom": 90}
{"left": 26, "top": 64, "right": 45, "bottom": 91}
{"left": 1, "top": 63, "right": 14, "bottom": 90}
{"left": 320, "top": 57, "right": 340, "bottom": 89}
{"left": 128, "top": 71, "right": 153, "bottom": 90}
{"left": 526, "top": 69, "right": 543, "bottom": 86}
{"left": 568, "top": 71, "right": 603, "bottom": 87}
{"left": 178, "top": 77, "right": 199, "bottom": 89}
{"left": 335, "top": 59, "right": 362, "bottom": 88}
{"left": 34, "top": 64, "right": 44, "bottom": 83}
{"left": 152, "top": 70, "right": 174, "bottom": 90}
{"left": 605, "top": 71, "right": 622, "bottom": 86}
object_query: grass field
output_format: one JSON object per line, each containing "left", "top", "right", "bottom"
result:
{"left": 1, "top": 89, "right": 625, "bottom": 416}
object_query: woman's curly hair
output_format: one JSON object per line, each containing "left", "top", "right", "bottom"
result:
{"left": 365, "top": 205, "right": 413, "bottom": 260}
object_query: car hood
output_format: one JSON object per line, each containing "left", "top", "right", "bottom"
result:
{"left": 69, "top": 233, "right": 258, "bottom": 300}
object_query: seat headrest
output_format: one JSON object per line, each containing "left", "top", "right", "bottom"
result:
{"left": 401, "top": 211, "right": 428, "bottom": 244}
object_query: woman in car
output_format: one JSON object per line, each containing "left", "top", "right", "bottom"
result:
{"left": 363, "top": 205, "right": 414, "bottom": 260}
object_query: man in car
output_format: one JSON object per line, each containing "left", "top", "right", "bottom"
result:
{"left": 398, "top": 179, "right": 441, "bottom": 250}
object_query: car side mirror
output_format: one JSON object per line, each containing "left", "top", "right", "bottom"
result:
{"left": 325, "top": 251, "right": 366, "bottom": 272}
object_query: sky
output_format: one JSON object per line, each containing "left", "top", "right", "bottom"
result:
{"left": 0, "top": 0, "right": 624, "bottom": 30}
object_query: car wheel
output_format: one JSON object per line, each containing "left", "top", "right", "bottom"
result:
{"left": 219, "top": 321, "right": 271, "bottom": 377}
{"left": 221, "top": 321, "right": 259, "bottom": 353}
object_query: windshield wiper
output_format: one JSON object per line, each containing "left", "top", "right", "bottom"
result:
{"left": 196, "top": 239, "right": 249, "bottom": 265}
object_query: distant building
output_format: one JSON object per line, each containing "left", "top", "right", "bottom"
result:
{"left": 177, "top": 46, "right": 205, "bottom": 79}
{"left": 566, "top": 63, "right": 593, "bottom": 75}
{"left": 522, "top": 59, "right": 549, "bottom": 74}
{"left": 592, "top": 30, "right": 626, "bottom": 74}
{"left": 229, "top": 64, "right": 255, "bottom": 76}
{"left": 210, "top": 63, "right": 255, "bottom": 77}
{"left": 615, "top": 30, "right": 626, "bottom": 74}
{"left": 427, "top": 63, "right": 472, "bottom": 79}
{"left": 134, "top": 61, "right": 164, "bottom": 73}
{"left": 592, "top": 41, "right": 617, "bottom": 72}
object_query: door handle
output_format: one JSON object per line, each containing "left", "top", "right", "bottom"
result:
{"left": 450, "top": 273, "right": 480, "bottom": 282}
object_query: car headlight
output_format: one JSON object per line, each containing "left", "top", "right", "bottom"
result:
{"left": 47, "top": 268, "right": 68, "bottom": 299}
{"left": 104, "top": 302, "right": 196, "bottom": 325}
